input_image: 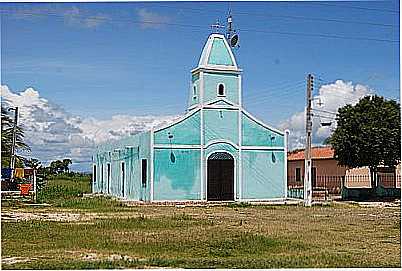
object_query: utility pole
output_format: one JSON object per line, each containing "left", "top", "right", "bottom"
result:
{"left": 304, "top": 74, "right": 313, "bottom": 207}
{"left": 8, "top": 107, "right": 19, "bottom": 180}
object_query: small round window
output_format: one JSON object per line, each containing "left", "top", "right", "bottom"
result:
{"left": 218, "top": 84, "right": 225, "bottom": 96}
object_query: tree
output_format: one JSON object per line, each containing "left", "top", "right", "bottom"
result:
{"left": 1, "top": 105, "right": 30, "bottom": 167}
{"left": 25, "top": 158, "right": 42, "bottom": 169}
{"left": 327, "top": 95, "right": 401, "bottom": 186}
{"left": 48, "top": 159, "right": 72, "bottom": 174}
{"left": 62, "top": 159, "right": 72, "bottom": 173}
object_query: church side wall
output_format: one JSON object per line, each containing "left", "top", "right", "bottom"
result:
{"left": 92, "top": 131, "right": 151, "bottom": 201}
{"left": 153, "top": 110, "right": 202, "bottom": 201}
{"left": 153, "top": 148, "right": 201, "bottom": 200}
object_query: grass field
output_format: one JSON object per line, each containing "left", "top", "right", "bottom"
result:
{"left": 1, "top": 176, "right": 401, "bottom": 269}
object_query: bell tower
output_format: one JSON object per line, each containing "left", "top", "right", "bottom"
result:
{"left": 188, "top": 17, "right": 241, "bottom": 110}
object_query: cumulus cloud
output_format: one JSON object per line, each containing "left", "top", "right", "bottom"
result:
{"left": 279, "top": 80, "right": 373, "bottom": 150}
{"left": 1, "top": 85, "right": 178, "bottom": 171}
{"left": 136, "top": 8, "right": 171, "bottom": 29}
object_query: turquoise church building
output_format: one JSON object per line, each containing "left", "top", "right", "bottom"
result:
{"left": 92, "top": 33, "right": 288, "bottom": 202}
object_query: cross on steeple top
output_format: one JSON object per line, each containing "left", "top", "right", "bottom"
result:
{"left": 210, "top": 20, "right": 224, "bottom": 34}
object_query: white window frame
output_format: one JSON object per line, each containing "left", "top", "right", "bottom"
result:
{"left": 193, "top": 85, "right": 197, "bottom": 100}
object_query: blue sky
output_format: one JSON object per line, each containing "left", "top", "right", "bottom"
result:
{"left": 0, "top": 1, "right": 400, "bottom": 170}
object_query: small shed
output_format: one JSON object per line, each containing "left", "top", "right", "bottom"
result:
{"left": 92, "top": 33, "right": 288, "bottom": 202}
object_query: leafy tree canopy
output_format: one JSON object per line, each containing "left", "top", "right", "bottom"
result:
{"left": 327, "top": 95, "right": 401, "bottom": 171}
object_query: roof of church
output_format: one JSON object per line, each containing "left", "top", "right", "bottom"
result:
{"left": 196, "top": 34, "right": 239, "bottom": 71}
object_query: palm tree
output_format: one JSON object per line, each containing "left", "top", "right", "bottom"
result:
{"left": 1, "top": 105, "right": 30, "bottom": 167}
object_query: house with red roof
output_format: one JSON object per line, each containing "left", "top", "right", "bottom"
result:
{"left": 287, "top": 146, "right": 401, "bottom": 196}
{"left": 287, "top": 146, "right": 347, "bottom": 194}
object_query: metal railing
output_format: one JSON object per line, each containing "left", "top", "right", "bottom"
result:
{"left": 287, "top": 174, "right": 401, "bottom": 196}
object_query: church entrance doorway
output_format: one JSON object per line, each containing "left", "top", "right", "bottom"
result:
{"left": 207, "top": 152, "right": 234, "bottom": 201}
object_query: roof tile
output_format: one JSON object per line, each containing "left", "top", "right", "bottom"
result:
{"left": 288, "top": 146, "right": 334, "bottom": 161}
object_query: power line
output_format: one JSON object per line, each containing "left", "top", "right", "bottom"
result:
{"left": 0, "top": 9, "right": 399, "bottom": 44}
{"left": 238, "top": 27, "right": 398, "bottom": 44}
{"left": 311, "top": 108, "right": 337, "bottom": 115}
{"left": 156, "top": 4, "right": 398, "bottom": 28}
{"left": 312, "top": 2, "right": 399, "bottom": 14}
{"left": 312, "top": 114, "right": 336, "bottom": 120}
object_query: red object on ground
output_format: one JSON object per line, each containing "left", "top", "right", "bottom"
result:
{"left": 19, "top": 184, "right": 32, "bottom": 196}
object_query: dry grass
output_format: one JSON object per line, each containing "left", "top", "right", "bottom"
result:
{"left": 1, "top": 200, "right": 400, "bottom": 269}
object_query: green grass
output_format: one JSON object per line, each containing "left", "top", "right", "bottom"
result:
{"left": 36, "top": 175, "right": 91, "bottom": 204}
{"left": 1, "top": 175, "right": 400, "bottom": 269}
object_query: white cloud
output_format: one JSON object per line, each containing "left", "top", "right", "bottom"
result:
{"left": 1, "top": 85, "right": 178, "bottom": 171}
{"left": 136, "top": 8, "right": 171, "bottom": 29}
{"left": 279, "top": 80, "right": 373, "bottom": 150}
{"left": 5, "top": 5, "right": 109, "bottom": 29}
{"left": 63, "top": 6, "right": 109, "bottom": 29}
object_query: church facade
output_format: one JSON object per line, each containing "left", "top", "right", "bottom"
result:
{"left": 92, "top": 33, "right": 288, "bottom": 202}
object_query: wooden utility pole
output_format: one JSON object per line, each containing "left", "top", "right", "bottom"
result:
{"left": 9, "top": 107, "right": 19, "bottom": 180}
{"left": 304, "top": 74, "right": 313, "bottom": 207}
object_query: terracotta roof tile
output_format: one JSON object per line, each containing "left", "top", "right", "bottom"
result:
{"left": 288, "top": 146, "right": 334, "bottom": 161}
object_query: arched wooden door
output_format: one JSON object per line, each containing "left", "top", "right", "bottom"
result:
{"left": 207, "top": 152, "right": 234, "bottom": 201}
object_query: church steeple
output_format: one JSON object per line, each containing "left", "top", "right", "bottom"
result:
{"left": 188, "top": 32, "right": 242, "bottom": 110}
{"left": 197, "top": 34, "right": 238, "bottom": 69}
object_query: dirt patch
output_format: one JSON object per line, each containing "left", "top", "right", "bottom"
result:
{"left": 2, "top": 256, "right": 34, "bottom": 265}
{"left": 357, "top": 201, "right": 401, "bottom": 208}
{"left": 1, "top": 211, "right": 90, "bottom": 222}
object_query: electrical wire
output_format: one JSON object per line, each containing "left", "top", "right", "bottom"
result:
{"left": 311, "top": 2, "right": 399, "bottom": 14}
{"left": 0, "top": 9, "right": 399, "bottom": 43}
{"left": 156, "top": 4, "right": 399, "bottom": 28}
{"left": 311, "top": 108, "right": 337, "bottom": 115}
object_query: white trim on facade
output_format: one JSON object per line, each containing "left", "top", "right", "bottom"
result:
{"left": 204, "top": 139, "right": 239, "bottom": 150}
{"left": 284, "top": 130, "right": 290, "bottom": 199}
{"left": 203, "top": 105, "right": 239, "bottom": 110}
{"left": 207, "top": 97, "right": 236, "bottom": 106}
{"left": 200, "top": 71, "right": 205, "bottom": 201}
{"left": 197, "top": 33, "right": 239, "bottom": 69}
{"left": 150, "top": 128, "right": 154, "bottom": 202}
{"left": 187, "top": 103, "right": 200, "bottom": 111}
{"left": 241, "top": 146, "right": 285, "bottom": 151}
{"left": 191, "top": 66, "right": 242, "bottom": 74}
{"left": 152, "top": 144, "right": 284, "bottom": 151}
{"left": 205, "top": 150, "right": 237, "bottom": 201}
{"left": 154, "top": 107, "right": 200, "bottom": 132}
{"left": 238, "top": 74, "right": 242, "bottom": 201}
{"left": 241, "top": 108, "right": 285, "bottom": 136}
{"left": 154, "top": 144, "right": 201, "bottom": 149}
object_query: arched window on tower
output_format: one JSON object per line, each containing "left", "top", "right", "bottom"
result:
{"left": 193, "top": 85, "right": 197, "bottom": 100}
{"left": 217, "top": 83, "right": 225, "bottom": 96}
